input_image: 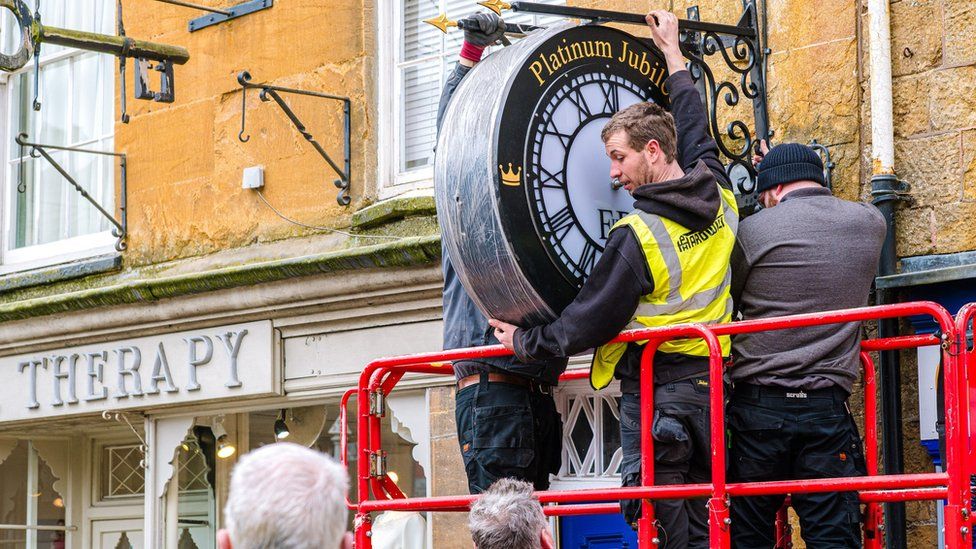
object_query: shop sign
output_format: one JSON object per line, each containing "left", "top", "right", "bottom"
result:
{"left": 0, "top": 320, "right": 278, "bottom": 422}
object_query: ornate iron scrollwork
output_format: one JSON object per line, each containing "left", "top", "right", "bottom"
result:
{"left": 681, "top": 0, "right": 770, "bottom": 214}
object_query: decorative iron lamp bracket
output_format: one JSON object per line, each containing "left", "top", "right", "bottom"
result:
{"left": 15, "top": 133, "right": 128, "bottom": 251}
{"left": 237, "top": 71, "right": 352, "bottom": 207}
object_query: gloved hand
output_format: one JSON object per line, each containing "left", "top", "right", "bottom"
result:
{"left": 462, "top": 11, "right": 506, "bottom": 47}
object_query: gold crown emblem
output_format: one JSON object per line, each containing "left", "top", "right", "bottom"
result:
{"left": 499, "top": 163, "right": 522, "bottom": 186}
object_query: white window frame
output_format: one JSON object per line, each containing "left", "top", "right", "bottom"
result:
{"left": 377, "top": 1, "right": 566, "bottom": 200}
{"left": 0, "top": 9, "right": 116, "bottom": 274}
{"left": 377, "top": 0, "right": 441, "bottom": 199}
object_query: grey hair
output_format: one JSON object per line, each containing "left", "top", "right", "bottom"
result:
{"left": 469, "top": 478, "right": 546, "bottom": 549}
{"left": 223, "top": 442, "right": 348, "bottom": 549}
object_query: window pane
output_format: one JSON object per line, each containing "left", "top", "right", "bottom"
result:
{"left": 9, "top": 71, "right": 33, "bottom": 157}
{"left": 0, "top": 441, "right": 28, "bottom": 546}
{"left": 602, "top": 396, "right": 621, "bottom": 468}
{"left": 39, "top": 58, "right": 70, "bottom": 144}
{"left": 400, "top": 61, "right": 441, "bottom": 172}
{"left": 401, "top": 0, "right": 440, "bottom": 62}
{"left": 102, "top": 445, "right": 146, "bottom": 498}
{"left": 36, "top": 150, "right": 67, "bottom": 245}
{"left": 72, "top": 54, "right": 100, "bottom": 144}
{"left": 12, "top": 158, "right": 36, "bottom": 249}
{"left": 36, "top": 450, "right": 68, "bottom": 547}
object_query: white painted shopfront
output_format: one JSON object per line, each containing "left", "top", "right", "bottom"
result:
{"left": 0, "top": 266, "right": 445, "bottom": 548}
{"left": 0, "top": 263, "right": 626, "bottom": 548}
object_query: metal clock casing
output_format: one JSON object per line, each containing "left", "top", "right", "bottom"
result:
{"left": 436, "top": 23, "right": 669, "bottom": 326}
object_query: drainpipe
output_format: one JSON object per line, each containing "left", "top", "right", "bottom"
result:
{"left": 868, "top": 0, "right": 910, "bottom": 546}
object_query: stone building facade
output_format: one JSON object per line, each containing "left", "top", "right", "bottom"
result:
{"left": 0, "top": 0, "right": 971, "bottom": 547}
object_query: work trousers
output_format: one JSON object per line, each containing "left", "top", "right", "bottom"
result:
{"left": 728, "top": 384, "right": 866, "bottom": 549}
{"left": 455, "top": 374, "right": 562, "bottom": 494}
{"left": 620, "top": 377, "right": 712, "bottom": 549}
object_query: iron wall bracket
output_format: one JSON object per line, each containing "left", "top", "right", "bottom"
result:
{"left": 15, "top": 133, "right": 128, "bottom": 251}
{"left": 237, "top": 71, "right": 352, "bottom": 206}
{"left": 188, "top": 0, "right": 272, "bottom": 32}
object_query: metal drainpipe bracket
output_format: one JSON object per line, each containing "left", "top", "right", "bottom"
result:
{"left": 188, "top": 0, "right": 272, "bottom": 32}
{"left": 870, "top": 173, "right": 912, "bottom": 206}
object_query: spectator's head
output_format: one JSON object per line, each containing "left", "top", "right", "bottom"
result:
{"left": 756, "top": 143, "right": 825, "bottom": 208}
{"left": 469, "top": 478, "right": 550, "bottom": 549}
{"left": 217, "top": 442, "right": 353, "bottom": 549}
{"left": 602, "top": 102, "right": 679, "bottom": 193}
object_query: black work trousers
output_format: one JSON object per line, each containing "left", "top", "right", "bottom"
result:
{"left": 455, "top": 374, "right": 562, "bottom": 494}
{"left": 620, "top": 377, "right": 712, "bottom": 549}
{"left": 728, "top": 384, "right": 866, "bottom": 549}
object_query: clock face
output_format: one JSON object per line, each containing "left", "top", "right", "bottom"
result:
{"left": 495, "top": 26, "right": 669, "bottom": 313}
{"left": 527, "top": 70, "right": 654, "bottom": 285}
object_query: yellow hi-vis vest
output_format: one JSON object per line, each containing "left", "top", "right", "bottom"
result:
{"left": 590, "top": 184, "right": 739, "bottom": 390}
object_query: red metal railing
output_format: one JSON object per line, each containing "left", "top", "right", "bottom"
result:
{"left": 343, "top": 301, "right": 971, "bottom": 548}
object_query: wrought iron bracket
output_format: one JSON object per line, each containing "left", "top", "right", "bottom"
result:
{"left": 237, "top": 71, "right": 352, "bottom": 206}
{"left": 15, "top": 133, "right": 128, "bottom": 251}
{"left": 808, "top": 139, "right": 837, "bottom": 190}
{"left": 185, "top": 0, "right": 273, "bottom": 32}
{"left": 134, "top": 58, "right": 175, "bottom": 103}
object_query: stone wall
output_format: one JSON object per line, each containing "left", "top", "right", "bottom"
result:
{"left": 885, "top": 0, "right": 976, "bottom": 257}
{"left": 118, "top": 0, "right": 377, "bottom": 266}
{"left": 428, "top": 385, "right": 470, "bottom": 547}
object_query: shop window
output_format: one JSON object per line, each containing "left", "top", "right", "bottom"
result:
{"left": 246, "top": 401, "right": 427, "bottom": 514}
{"left": 0, "top": 440, "right": 67, "bottom": 547}
{"left": 166, "top": 427, "right": 218, "bottom": 549}
{"left": 103, "top": 444, "right": 146, "bottom": 498}
{"left": 0, "top": 0, "right": 116, "bottom": 270}
{"left": 379, "top": 0, "right": 566, "bottom": 195}
{"left": 556, "top": 382, "right": 623, "bottom": 479}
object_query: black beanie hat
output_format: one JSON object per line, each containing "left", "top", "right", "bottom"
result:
{"left": 756, "top": 143, "right": 825, "bottom": 194}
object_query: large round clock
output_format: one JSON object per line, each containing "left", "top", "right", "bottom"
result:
{"left": 435, "top": 23, "right": 669, "bottom": 326}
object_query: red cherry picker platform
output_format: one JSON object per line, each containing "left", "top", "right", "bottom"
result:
{"left": 340, "top": 301, "right": 976, "bottom": 548}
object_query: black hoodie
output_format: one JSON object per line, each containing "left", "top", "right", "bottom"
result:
{"left": 513, "top": 70, "right": 732, "bottom": 392}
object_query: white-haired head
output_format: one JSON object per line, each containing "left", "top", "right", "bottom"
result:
{"left": 218, "top": 442, "right": 351, "bottom": 549}
{"left": 469, "top": 478, "right": 547, "bottom": 549}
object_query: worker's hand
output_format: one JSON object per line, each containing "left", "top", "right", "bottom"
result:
{"left": 488, "top": 318, "right": 518, "bottom": 351}
{"left": 752, "top": 139, "right": 770, "bottom": 168}
{"left": 647, "top": 10, "right": 685, "bottom": 75}
{"left": 647, "top": 11, "right": 681, "bottom": 57}
{"left": 462, "top": 12, "right": 506, "bottom": 47}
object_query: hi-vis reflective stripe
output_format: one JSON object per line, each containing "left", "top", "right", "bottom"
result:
{"left": 642, "top": 213, "right": 682, "bottom": 305}
{"left": 634, "top": 269, "right": 731, "bottom": 318}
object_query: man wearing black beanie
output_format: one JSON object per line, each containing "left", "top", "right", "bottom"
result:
{"left": 727, "top": 142, "right": 887, "bottom": 548}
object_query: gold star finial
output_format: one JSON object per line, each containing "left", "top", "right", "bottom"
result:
{"left": 478, "top": 0, "right": 511, "bottom": 15}
{"left": 423, "top": 13, "right": 458, "bottom": 33}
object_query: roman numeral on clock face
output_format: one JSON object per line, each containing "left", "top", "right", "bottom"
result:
{"left": 544, "top": 205, "right": 576, "bottom": 242}
{"left": 575, "top": 241, "right": 598, "bottom": 275}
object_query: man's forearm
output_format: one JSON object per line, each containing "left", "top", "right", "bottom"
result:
{"left": 662, "top": 49, "right": 686, "bottom": 77}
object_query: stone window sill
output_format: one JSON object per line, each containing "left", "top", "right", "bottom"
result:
{"left": 0, "top": 253, "right": 123, "bottom": 294}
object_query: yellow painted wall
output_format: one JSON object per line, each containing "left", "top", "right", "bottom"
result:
{"left": 116, "top": 0, "right": 376, "bottom": 266}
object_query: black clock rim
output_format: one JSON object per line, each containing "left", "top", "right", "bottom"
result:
{"left": 494, "top": 24, "right": 671, "bottom": 316}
